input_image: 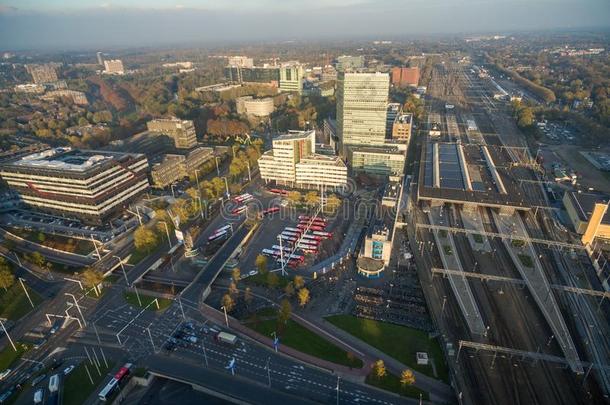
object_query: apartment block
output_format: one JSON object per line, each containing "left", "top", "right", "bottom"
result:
{"left": 147, "top": 118, "right": 197, "bottom": 150}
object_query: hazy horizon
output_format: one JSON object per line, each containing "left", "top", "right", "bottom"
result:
{"left": 1, "top": 0, "right": 609, "bottom": 51}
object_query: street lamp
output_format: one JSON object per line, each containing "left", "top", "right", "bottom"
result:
{"left": 221, "top": 176, "right": 230, "bottom": 198}
{"left": 214, "top": 156, "right": 221, "bottom": 176}
{"left": 221, "top": 305, "right": 229, "bottom": 327}
{"left": 159, "top": 220, "right": 172, "bottom": 250}
{"left": 18, "top": 278, "right": 34, "bottom": 308}
{"left": 0, "top": 319, "right": 16, "bottom": 351}
{"left": 65, "top": 293, "right": 86, "bottom": 327}
{"left": 113, "top": 255, "right": 129, "bottom": 286}
{"left": 170, "top": 183, "right": 177, "bottom": 198}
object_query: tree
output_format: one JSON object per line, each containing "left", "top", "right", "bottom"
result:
{"left": 134, "top": 226, "right": 158, "bottom": 252}
{"left": 297, "top": 288, "right": 310, "bottom": 307}
{"left": 255, "top": 254, "right": 268, "bottom": 274}
{"left": 287, "top": 191, "right": 302, "bottom": 205}
{"left": 304, "top": 191, "right": 319, "bottom": 206}
{"left": 0, "top": 267, "right": 14, "bottom": 292}
{"left": 293, "top": 275, "right": 305, "bottom": 290}
{"left": 400, "top": 369, "right": 416, "bottom": 387}
{"left": 267, "top": 271, "right": 279, "bottom": 289}
{"left": 372, "top": 360, "right": 387, "bottom": 379}
{"left": 228, "top": 281, "right": 238, "bottom": 296}
{"left": 277, "top": 299, "right": 292, "bottom": 324}
{"left": 284, "top": 281, "right": 295, "bottom": 297}
{"left": 81, "top": 267, "right": 103, "bottom": 296}
{"left": 231, "top": 268, "right": 241, "bottom": 283}
{"left": 221, "top": 293, "right": 235, "bottom": 312}
{"left": 325, "top": 195, "right": 341, "bottom": 212}
{"left": 37, "top": 232, "right": 46, "bottom": 243}
{"left": 27, "top": 252, "right": 46, "bottom": 268}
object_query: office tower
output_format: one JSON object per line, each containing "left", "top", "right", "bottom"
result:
{"left": 26, "top": 64, "right": 59, "bottom": 84}
{"left": 279, "top": 64, "right": 304, "bottom": 94}
{"left": 336, "top": 72, "right": 390, "bottom": 157}
{"left": 392, "top": 113, "right": 413, "bottom": 142}
{"left": 96, "top": 52, "right": 104, "bottom": 66}
{"left": 386, "top": 103, "right": 401, "bottom": 137}
{"left": 0, "top": 148, "right": 149, "bottom": 224}
{"left": 147, "top": 118, "right": 198, "bottom": 150}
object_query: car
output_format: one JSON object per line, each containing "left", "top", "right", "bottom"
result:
{"left": 0, "top": 388, "right": 14, "bottom": 403}
{"left": 248, "top": 270, "right": 258, "bottom": 277}
{"left": 0, "top": 369, "right": 12, "bottom": 381}
{"left": 31, "top": 374, "right": 46, "bottom": 386}
{"left": 63, "top": 365, "right": 75, "bottom": 375}
{"left": 187, "top": 336, "right": 197, "bottom": 344}
{"left": 50, "top": 359, "right": 63, "bottom": 370}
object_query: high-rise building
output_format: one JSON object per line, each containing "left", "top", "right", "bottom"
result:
{"left": 336, "top": 55, "right": 364, "bottom": 72}
{"left": 96, "top": 52, "right": 104, "bottom": 66}
{"left": 279, "top": 65, "right": 304, "bottom": 94}
{"left": 147, "top": 118, "right": 197, "bottom": 150}
{"left": 258, "top": 130, "right": 347, "bottom": 189}
{"left": 224, "top": 66, "right": 280, "bottom": 86}
{"left": 391, "top": 67, "right": 420, "bottom": 87}
{"left": 26, "top": 64, "right": 59, "bottom": 84}
{"left": 336, "top": 72, "right": 390, "bottom": 157}
{"left": 228, "top": 56, "right": 254, "bottom": 68}
{"left": 103, "top": 59, "right": 125, "bottom": 75}
{"left": 0, "top": 148, "right": 149, "bottom": 224}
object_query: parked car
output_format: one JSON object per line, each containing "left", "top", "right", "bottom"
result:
{"left": 0, "top": 369, "right": 12, "bottom": 381}
{"left": 63, "top": 365, "right": 75, "bottom": 375}
{"left": 33, "top": 388, "right": 44, "bottom": 404}
{"left": 31, "top": 374, "right": 46, "bottom": 386}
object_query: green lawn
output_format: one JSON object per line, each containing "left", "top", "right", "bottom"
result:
{"left": 473, "top": 234, "right": 484, "bottom": 243}
{"left": 63, "top": 361, "right": 115, "bottom": 405}
{"left": 246, "top": 313, "right": 363, "bottom": 369}
{"left": 0, "top": 283, "right": 43, "bottom": 321}
{"left": 325, "top": 315, "right": 448, "bottom": 382}
{"left": 518, "top": 254, "right": 534, "bottom": 268}
{"left": 365, "top": 371, "right": 429, "bottom": 401}
{"left": 127, "top": 249, "right": 149, "bottom": 265}
{"left": 123, "top": 291, "right": 172, "bottom": 311}
{"left": 0, "top": 342, "right": 31, "bottom": 370}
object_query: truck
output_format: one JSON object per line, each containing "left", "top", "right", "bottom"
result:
{"left": 216, "top": 332, "right": 237, "bottom": 345}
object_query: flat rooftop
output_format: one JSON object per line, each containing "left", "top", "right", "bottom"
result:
{"left": 567, "top": 191, "right": 610, "bottom": 225}
{"left": 274, "top": 130, "right": 315, "bottom": 142}
{"left": 5, "top": 147, "right": 131, "bottom": 172}
{"left": 418, "top": 141, "right": 533, "bottom": 209}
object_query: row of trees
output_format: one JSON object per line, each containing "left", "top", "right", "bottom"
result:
{"left": 284, "top": 190, "right": 342, "bottom": 212}
{"left": 371, "top": 359, "right": 416, "bottom": 387}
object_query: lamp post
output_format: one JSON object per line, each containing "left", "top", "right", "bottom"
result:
{"left": 222, "top": 176, "right": 230, "bottom": 198}
{"left": 214, "top": 156, "right": 221, "bottom": 176}
{"left": 18, "top": 278, "right": 34, "bottom": 308}
{"left": 221, "top": 305, "right": 229, "bottom": 327}
{"left": 113, "top": 255, "right": 129, "bottom": 285}
{"left": 65, "top": 293, "right": 86, "bottom": 327}
{"left": 170, "top": 183, "right": 176, "bottom": 198}
{"left": 0, "top": 319, "right": 16, "bottom": 351}
{"left": 159, "top": 220, "right": 172, "bottom": 250}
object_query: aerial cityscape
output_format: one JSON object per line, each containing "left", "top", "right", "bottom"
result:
{"left": 0, "top": 1, "right": 609, "bottom": 404}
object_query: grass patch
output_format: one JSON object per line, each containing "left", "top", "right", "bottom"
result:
{"left": 325, "top": 315, "right": 448, "bottom": 383}
{"left": 244, "top": 272, "right": 290, "bottom": 289}
{"left": 0, "top": 342, "right": 31, "bottom": 370}
{"left": 63, "top": 361, "right": 115, "bottom": 405}
{"left": 511, "top": 239, "right": 526, "bottom": 248}
{"left": 123, "top": 291, "right": 172, "bottom": 311}
{"left": 365, "top": 371, "right": 429, "bottom": 400}
{"left": 0, "top": 283, "right": 43, "bottom": 321}
{"left": 442, "top": 245, "right": 453, "bottom": 255}
{"left": 473, "top": 234, "right": 484, "bottom": 243}
{"left": 127, "top": 249, "right": 149, "bottom": 265}
{"left": 133, "top": 367, "right": 148, "bottom": 378}
{"left": 246, "top": 312, "right": 363, "bottom": 369}
{"left": 438, "top": 229, "right": 448, "bottom": 238}
{"left": 9, "top": 228, "right": 94, "bottom": 255}
{"left": 518, "top": 254, "right": 534, "bottom": 268}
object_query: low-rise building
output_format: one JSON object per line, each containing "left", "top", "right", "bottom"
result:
{"left": 147, "top": 118, "right": 197, "bottom": 150}
{"left": 14, "top": 84, "right": 45, "bottom": 94}
{"left": 228, "top": 56, "right": 254, "bottom": 68}
{"left": 295, "top": 155, "right": 348, "bottom": 188}
{"left": 563, "top": 191, "right": 610, "bottom": 244}
{"left": 0, "top": 147, "right": 149, "bottom": 224}
{"left": 357, "top": 225, "right": 392, "bottom": 278}
{"left": 40, "top": 90, "right": 88, "bottom": 105}
{"left": 26, "top": 64, "right": 59, "bottom": 84}
{"left": 351, "top": 144, "right": 407, "bottom": 177}
{"left": 150, "top": 154, "right": 185, "bottom": 189}
{"left": 103, "top": 59, "right": 125, "bottom": 75}
{"left": 386, "top": 103, "right": 401, "bottom": 137}
{"left": 336, "top": 55, "right": 364, "bottom": 72}
{"left": 392, "top": 113, "right": 413, "bottom": 142}
{"left": 183, "top": 147, "right": 214, "bottom": 173}
{"left": 236, "top": 96, "right": 275, "bottom": 117}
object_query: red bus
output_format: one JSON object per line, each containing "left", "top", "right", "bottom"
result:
{"left": 269, "top": 188, "right": 288, "bottom": 195}
{"left": 298, "top": 215, "right": 327, "bottom": 223}
{"left": 299, "top": 246, "right": 318, "bottom": 254}
{"left": 231, "top": 205, "right": 247, "bottom": 215}
{"left": 262, "top": 207, "right": 280, "bottom": 216}
{"left": 301, "top": 234, "right": 322, "bottom": 242}
{"left": 208, "top": 230, "right": 229, "bottom": 242}
{"left": 284, "top": 227, "right": 302, "bottom": 235}
{"left": 278, "top": 235, "right": 297, "bottom": 244}
{"left": 233, "top": 193, "right": 253, "bottom": 203}
{"left": 281, "top": 231, "right": 300, "bottom": 239}
{"left": 313, "top": 231, "right": 332, "bottom": 239}
{"left": 98, "top": 363, "right": 132, "bottom": 402}
{"left": 298, "top": 238, "right": 319, "bottom": 246}
{"left": 306, "top": 225, "right": 325, "bottom": 232}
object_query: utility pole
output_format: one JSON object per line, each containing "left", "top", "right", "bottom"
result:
{"left": 266, "top": 357, "right": 271, "bottom": 387}
{"left": 246, "top": 161, "right": 251, "bottom": 182}
{"left": 90, "top": 234, "right": 101, "bottom": 259}
{"left": 18, "top": 278, "right": 34, "bottom": 308}
{"left": 202, "top": 339, "right": 209, "bottom": 367}
{"left": 214, "top": 156, "right": 220, "bottom": 176}
{"left": 336, "top": 375, "right": 340, "bottom": 405}
{"left": 133, "top": 285, "right": 142, "bottom": 306}
{"left": 146, "top": 323, "right": 155, "bottom": 352}
{"left": 178, "top": 295, "right": 186, "bottom": 320}
{"left": 222, "top": 177, "right": 230, "bottom": 198}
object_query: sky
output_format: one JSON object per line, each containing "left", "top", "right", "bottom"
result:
{"left": 1, "top": 0, "right": 609, "bottom": 50}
